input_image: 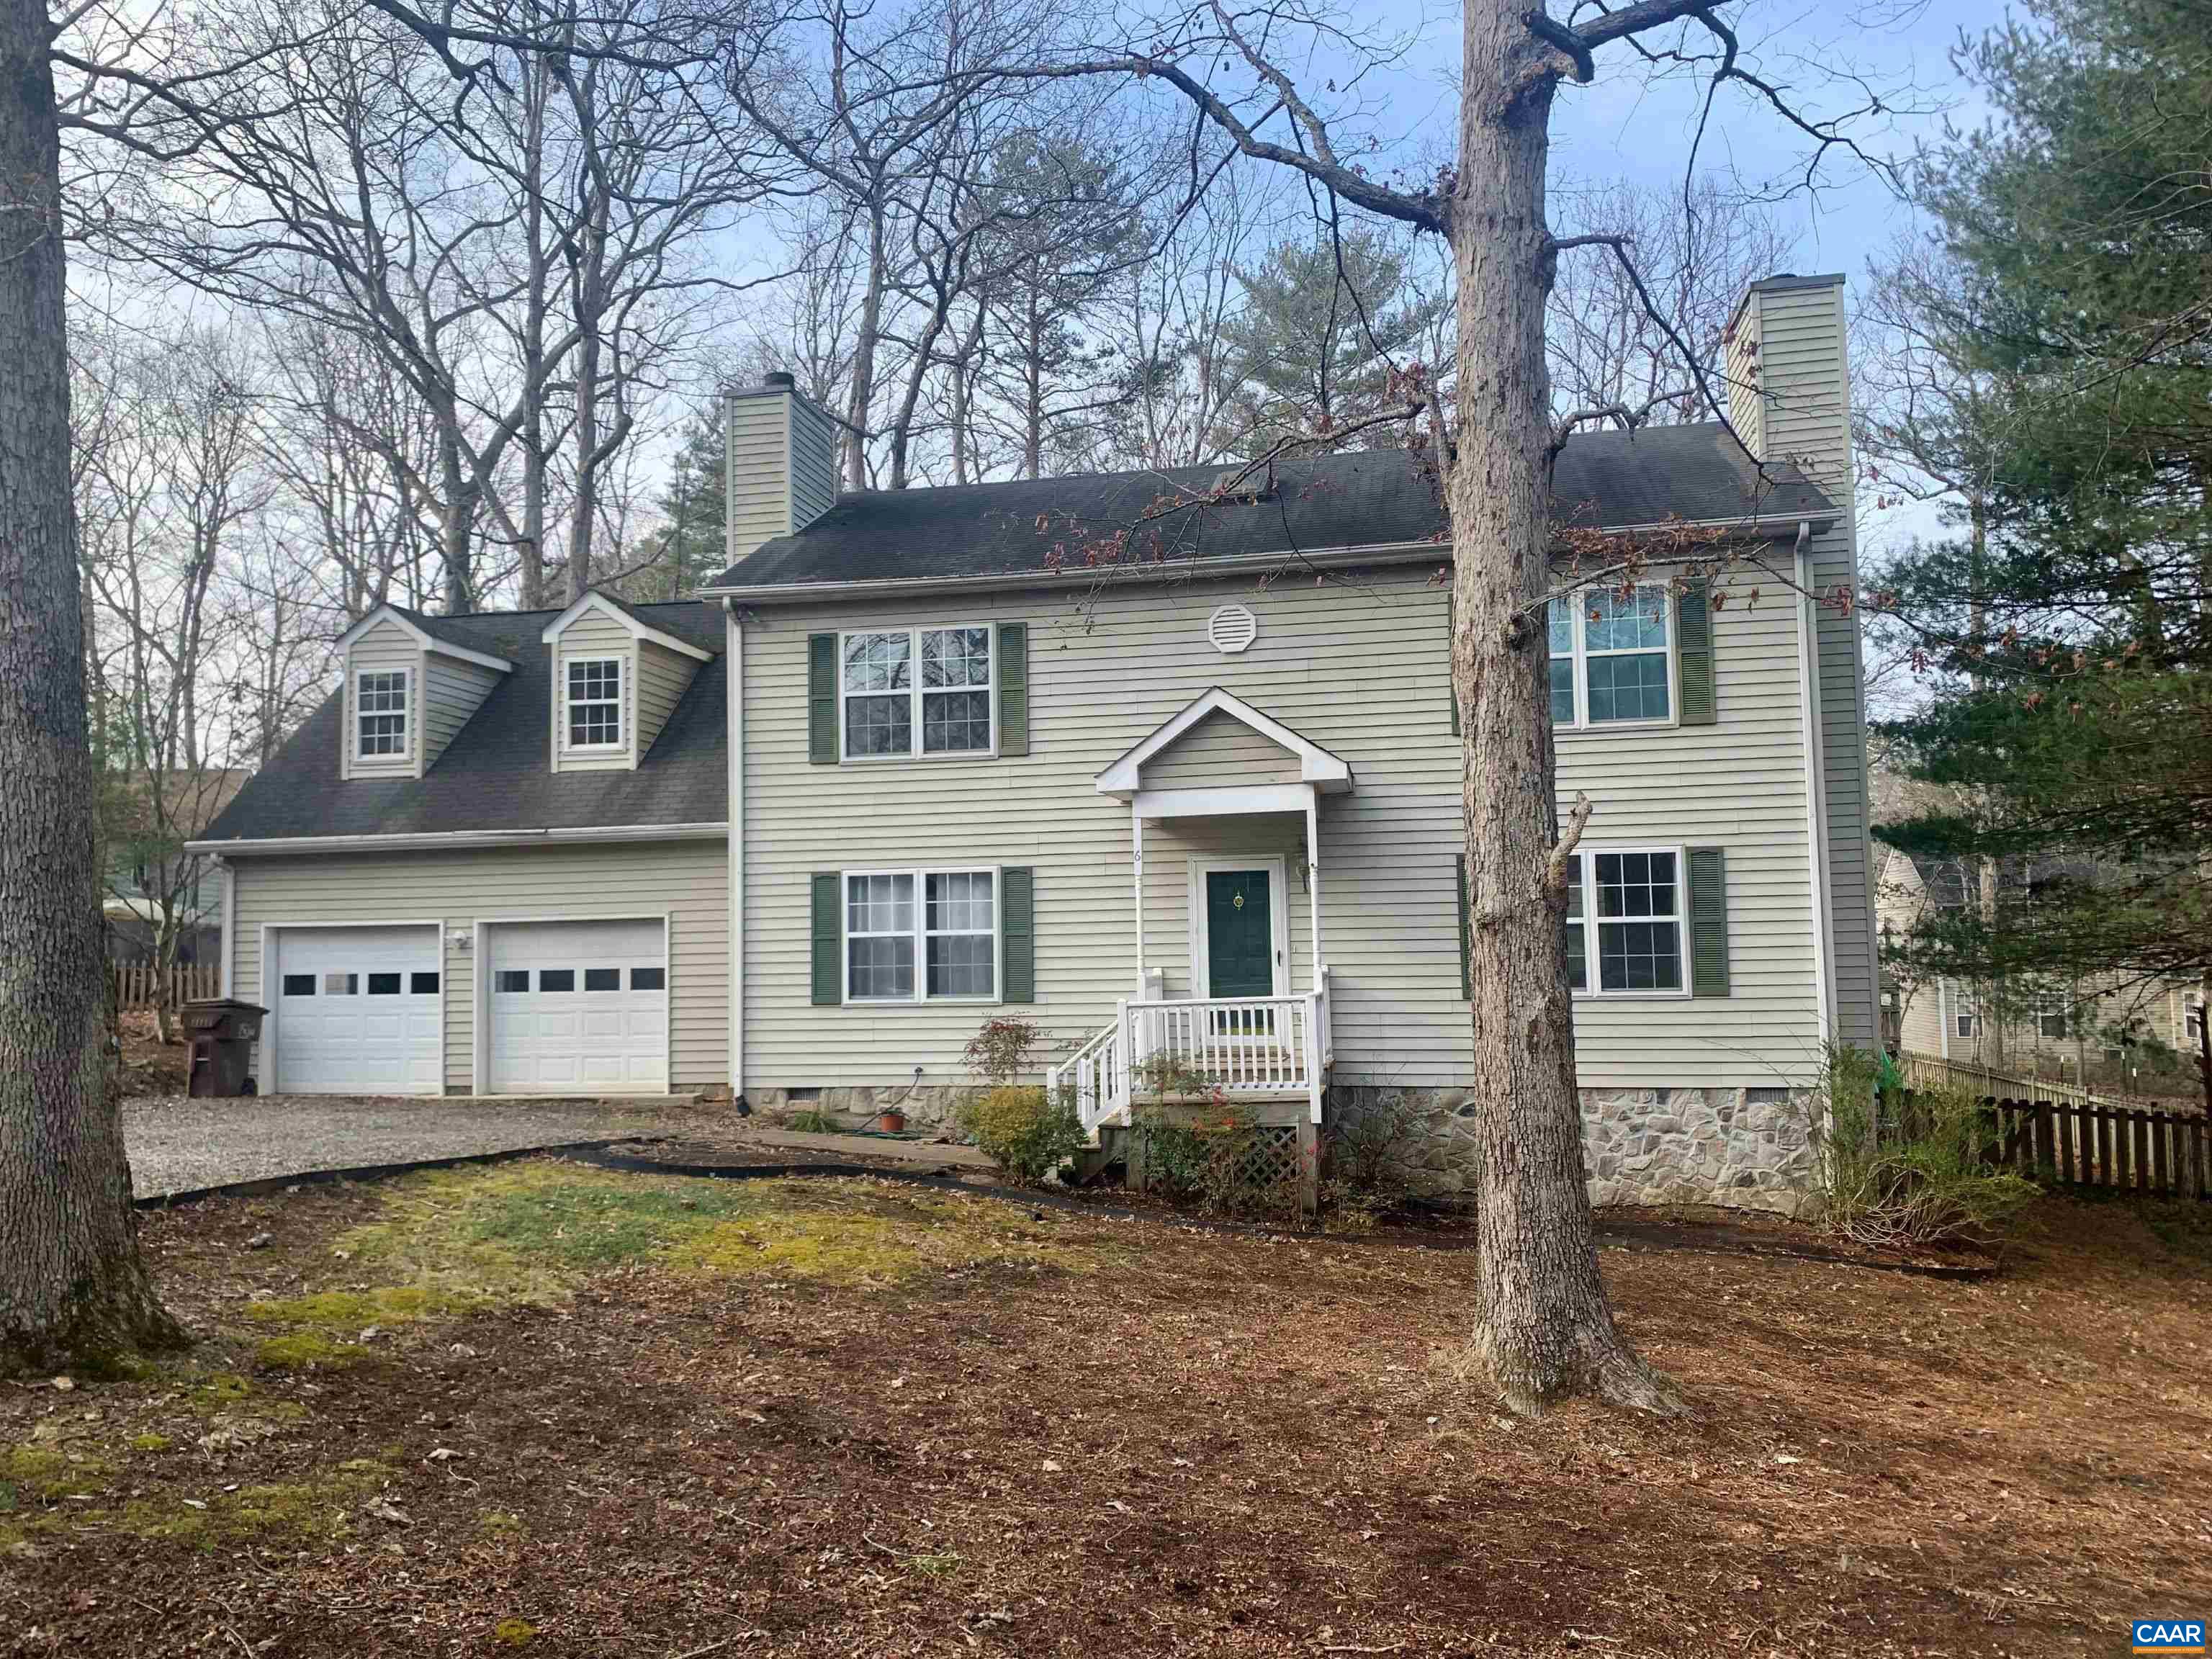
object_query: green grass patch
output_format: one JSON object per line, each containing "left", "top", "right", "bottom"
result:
{"left": 130, "top": 1433, "right": 172, "bottom": 1453}
{"left": 307, "top": 1162, "right": 1105, "bottom": 1303}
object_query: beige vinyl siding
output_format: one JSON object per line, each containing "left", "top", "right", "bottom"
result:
{"left": 789, "top": 397, "right": 839, "bottom": 531}
{"left": 421, "top": 655, "right": 501, "bottom": 770}
{"left": 1143, "top": 712, "right": 1304, "bottom": 788}
{"left": 552, "top": 611, "right": 636, "bottom": 773}
{"left": 345, "top": 619, "right": 420, "bottom": 780}
{"left": 230, "top": 840, "right": 728, "bottom": 1092}
{"left": 727, "top": 390, "right": 793, "bottom": 564}
{"left": 1730, "top": 278, "right": 1881, "bottom": 1049}
{"left": 739, "top": 565, "right": 1822, "bottom": 1094}
{"left": 634, "top": 639, "right": 698, "bottom": 758}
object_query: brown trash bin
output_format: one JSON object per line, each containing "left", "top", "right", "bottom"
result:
{"left": 182, "top": 999, "right": 266, "bottom": 1097}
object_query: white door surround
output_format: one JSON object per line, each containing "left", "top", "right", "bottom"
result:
{"left": 477, "top": 915, "right": 670, "bottom": 1095}
{"left": 1187, "top": 854, "right": 1291, "bottom": 999}
{"left": 262, "top": 921, "right": 444, "bottom": 1096}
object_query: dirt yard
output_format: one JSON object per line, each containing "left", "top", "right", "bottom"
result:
{"left": 4, "top": 1166, "right": 2206, "bottom": 1657}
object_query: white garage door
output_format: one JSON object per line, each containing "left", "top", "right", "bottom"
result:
{"left": 485, "top": 919, "right": 667, "bottom": 1095}
{"left": 271, "top": 925, "right": 444, "bottom": 1095}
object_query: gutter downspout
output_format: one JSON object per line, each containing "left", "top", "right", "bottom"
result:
{"left": 1793, "top": 519, "right": 1837, "bottom": 1050}
{"left": 218, "top": 856, "right": 235, "bottom": 999}
{"left": 726, "top": 598, "right": 746, "bottom": 1106}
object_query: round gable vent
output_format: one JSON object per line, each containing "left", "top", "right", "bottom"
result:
{"left": 1207, "top": 603, "right": 1259, "bottom": 655}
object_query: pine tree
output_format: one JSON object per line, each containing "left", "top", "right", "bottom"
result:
{"left": 1872, "top": 0, "right": 2212, "bottom": 1099}
{"left": 633, "top": 412, "right": 726, "bottom": 603}
{"left": 1219, "top": 230, "right": 1444, "bottom": 456}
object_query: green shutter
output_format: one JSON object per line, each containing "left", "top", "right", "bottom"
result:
{"left": 1688, "top": 847, "right": 1729, "bottom": 997}
{"left": 1677, "top": 583, "right": 1717, "bottom": 726}
{"left": 1456, "top": 854, "right": 1472, "bottom": 999}
{"left": 997, "top": 621, "right": 1029, "bottom": 757}
{"left": 810, "top": 872, "right": 842, "bottom": 1004}
{"left": 1002, "top": 866, "right": 1035, "bottom": 1003}
{"left": 807, "top": 633, "right": 838, "bottom": 763}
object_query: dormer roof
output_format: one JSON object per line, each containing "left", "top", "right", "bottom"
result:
{"left": 539, "top": 589, "right": 714, "bottom": 662}
{"left": 336, "top": 603, "right": 516, "bottom": 675}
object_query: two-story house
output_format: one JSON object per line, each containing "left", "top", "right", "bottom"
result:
{"left": 194, "top": 272, "right": 1879, "bottom": 1211}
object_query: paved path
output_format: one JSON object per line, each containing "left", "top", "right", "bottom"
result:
{"left": 124, "top": 1094, "right": 715, "bottom": 1199}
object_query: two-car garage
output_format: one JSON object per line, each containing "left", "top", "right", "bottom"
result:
{"left": 262, "top": 917, "right": 669, "bottom": 1096}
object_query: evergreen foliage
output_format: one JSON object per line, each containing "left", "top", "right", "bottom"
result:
{"left": 1872, "top": 0, "right": 2212, "bottom": 1027}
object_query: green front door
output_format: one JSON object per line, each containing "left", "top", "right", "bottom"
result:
{"left": 1205, "top": 869, "right": 1274, "bottom": 998}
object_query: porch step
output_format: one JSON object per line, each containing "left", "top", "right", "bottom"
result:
{"left": 1066, "top": 1125, "right": 1128, "bottom": 1187}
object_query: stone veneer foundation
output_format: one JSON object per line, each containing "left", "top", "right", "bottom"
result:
{"left": 1328, "top": 1083, "right": 1817, "bottom": 1215}
{"left": 749, "top": 1079, "right": 1817, "bottom": 1215}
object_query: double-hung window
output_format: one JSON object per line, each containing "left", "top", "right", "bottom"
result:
{"left": 1559, "top": 846, "right": 1686, "bottom": 996}
{"left": 844, "top": 868, "right": 998, "bottom": 1002}
{"left": 356, "top": 670, "right": 408, "bottom": 759}
{"left": 1547, "top": 585, "right": 1674, "bottom": 728}
{"left": 841, "top": 626, "right": 993, "bottom": 758}
{"left": 567, "top": 657, "right": 623, "bottom": 750}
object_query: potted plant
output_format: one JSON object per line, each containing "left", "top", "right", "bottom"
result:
{"left": 876, "top": 1107, "right": 908, "bottom": 1134}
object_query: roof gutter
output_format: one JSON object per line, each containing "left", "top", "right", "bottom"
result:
{"left": 696, "top": 516, "right": 1835, "bottom": 605}
{"left": 186, "top": 822, "right": 729, "bottom": 857}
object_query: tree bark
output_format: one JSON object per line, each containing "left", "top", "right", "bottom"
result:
{"left": 0, "top": 0, "right": 181, "bottom": 1375}
{"left": 1450, "top": 0, "right": 1679, "bottom": 1416}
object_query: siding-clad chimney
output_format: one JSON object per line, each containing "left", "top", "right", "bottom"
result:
{"left": 1725, "top": 271, "right": 1879, "bottom": 1052}
{"left": 724, "top": 372, "right": 840, "bottom": 565}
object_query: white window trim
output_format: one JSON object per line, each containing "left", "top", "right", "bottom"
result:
{"left": 837, "top": 624, "right": 997, "bottom": 763}
{"left": 838, "top": 865, "right": 1004, "bottom": 1005}
{"left": 1563, "top": 841, "right": 1692, "bottom": 1000}
{"left": 564, "top": 655, "right": 626, "bottom": 751}
{"left": 1549, "top": 584, "right": 1680, "bottom": 734}
{"left": 354, "top": 667, "right": 413, "bottom": 765}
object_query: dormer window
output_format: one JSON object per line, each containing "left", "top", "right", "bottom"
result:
{"left": 356, "top": 670, "right": 409, "bottom": 758}
{"left": 567, "top": 657, "right": 624, "bottom": 749}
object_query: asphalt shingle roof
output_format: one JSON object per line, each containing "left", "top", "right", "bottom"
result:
{"left": 709, "top": 423, "right": 1832, "bottom": 591}
{"left": 198, "top": 602, "right": 725, "bottom": 845}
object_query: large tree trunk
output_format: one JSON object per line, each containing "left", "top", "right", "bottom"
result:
{"left": 0, "top": 0, "right": 181, "bottom": 1375}
{"left": 1450, "top": 0, "right": 1678, "bottom": 1416}
{"left": 843, "top": 207, "right": 887, "bottom": 492}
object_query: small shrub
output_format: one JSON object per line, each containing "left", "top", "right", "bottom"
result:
{"left": 1138, "top": 1106, "right": 1300, "bottom": 1219}
{"left": 958, "top": 1085, "right": 1086, "bottom": 1184}
{"left": 964, "top": 1016, "right": 1043, "bottom": 1087}
{"left": 1320, "top": 1090, "right": 1427, "bottom": 1226}
{"left": 1804, "top": 1043, "right": 2037, "bottom": 1251}
{"left": 781, "top": 1107, "right": 837, "bottom": 1133}
{"left": 1130, "top": 1051, "right": 1226, "bottom": 1103}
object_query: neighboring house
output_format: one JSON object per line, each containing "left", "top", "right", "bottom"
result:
{"left": 103, "top": 768, "right": 249, "bottom": 966}
{"left": 1877, "top": 849, "right": 2207, "bottom": 1094}
{"left": 196, "top": 274, "right": 1881, "bottom": 1212}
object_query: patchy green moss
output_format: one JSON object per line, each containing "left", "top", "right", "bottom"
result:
{"left": 253, "top": 1331, "right": 365, "bottom": 1372}
{"left": 130, "top": 1433, "right": 172, "bottom": 1453}
{"left": 478, "top": 1509, "right": 526, "bottom": 1536}
{"left": 0, "top": 1457, "right": 395, "bottom": 1553}
{"left": 493, "top": 1617, "right": 539, "bottom": 1647}
{"left": 245, "top": 1285, "right": 482, "bottom": 1331}
{"left": 190, "top": 1371, "right": 255, "bottom": 1408}
{"left": 0, "top": 1441, "right": 120, "bottom": 1502}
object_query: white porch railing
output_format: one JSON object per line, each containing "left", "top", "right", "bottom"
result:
{"left": 1048, "top": 968, "right": 1333, "bottom": 1138}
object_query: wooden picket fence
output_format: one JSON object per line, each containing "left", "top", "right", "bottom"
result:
{"left": 110, "top": 961, "right": 219, "bottom": 1012}
{"left": 1966, "top": 1093, "right": 2209, "bottom": 1200}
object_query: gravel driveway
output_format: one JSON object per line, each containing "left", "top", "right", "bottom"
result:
{"left": 124, "top": 1094, "right": 706, "bottom": 1199}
